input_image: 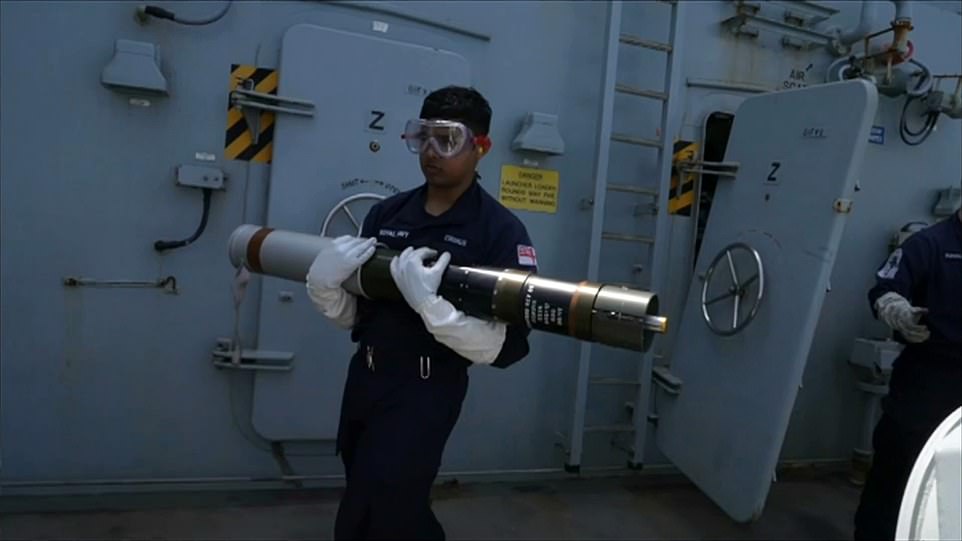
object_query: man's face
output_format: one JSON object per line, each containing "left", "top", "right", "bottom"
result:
{"left": 419, "top": 140, "right": 480, "bottom": 188}
{"left": 414, "top": 119, "right": 482, "bottom": 188}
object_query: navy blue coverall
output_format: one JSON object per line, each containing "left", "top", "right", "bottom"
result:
{"left": 854, "top": 214, "right": 962, "bottom": 540}
{"left": 334, "top": 178, "right": 537, "bottom": 540}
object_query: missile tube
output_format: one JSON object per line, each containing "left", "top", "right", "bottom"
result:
{"left": 227, "top": 225, "right": 667, "bottom": 352}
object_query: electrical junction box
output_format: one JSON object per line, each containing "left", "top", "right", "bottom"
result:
{"left": 176, "top": 164, "right": 225, "bottom": 190}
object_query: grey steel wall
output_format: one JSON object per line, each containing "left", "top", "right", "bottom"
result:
{"left": 1, "top": 0, "right": 960, "bottom": 494}
{"left": 0, "top": 0, "right": 609, "bottom": 490}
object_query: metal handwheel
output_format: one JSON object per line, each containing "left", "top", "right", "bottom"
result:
{"left": 320, "top": 192, "right": 386, "bottom": 236}
{"left": 700, "top": 242, "right": 765, "bottom": 336}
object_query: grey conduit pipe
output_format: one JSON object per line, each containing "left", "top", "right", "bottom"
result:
{"left": 838, "top": 1, "right": 880, "bottom": 47}
{"left": 837, "top": 1, "right": 914, "bottom": 48}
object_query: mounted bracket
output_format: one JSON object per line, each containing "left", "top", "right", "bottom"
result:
{"left": 724, "top": 0, "right": 834, "bottom": 47}
{"left": 101, "top": 39, "right": 169, "bottom": 96}
{"left": 652, "top": 365, "right": 683, "bottom": 396}
{"left": 512, "top": 112, "right": 566, "bottom": 155}
{"left": 779, "top": 1, "right": 838, "bottom": 26}
{"left": 933, "top": 185, "right": 962, "bottom": 217}
{"left": 212, "top": 338, "right": 294, "bottom": 372}
{"left": 677, "top": 160, "right": 740, "bottom": 179}
{"left": 229, "top": 83, "right": 315, "bottom": 145}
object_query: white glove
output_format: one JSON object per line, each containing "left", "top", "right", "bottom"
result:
{"left": 389, "top": 246, "right": 450, "bottom": 314}
{"left": 420, "top": 296, "right": 507, "bottom": 365}
{"left": 306, "top": 286, "right": 358, "bottom": 330}
{"left": 875, "top": 292, "right": 930, "bottom": 343}
{"left": 305, "top": 236, "right": 376, "bottom": 329}
{"left": 307, "top": 236, "right": 376, "bottom": 289}
{"left": 390, "top": 246, "right": 506, "bottom": 364}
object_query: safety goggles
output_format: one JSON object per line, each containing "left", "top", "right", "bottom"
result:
{"left": 401, "top": 119, "right": 491, "bottom": 158}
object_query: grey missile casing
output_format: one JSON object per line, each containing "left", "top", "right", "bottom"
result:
{"left": 227, "top": 224, "right": 667, "bottom": 351}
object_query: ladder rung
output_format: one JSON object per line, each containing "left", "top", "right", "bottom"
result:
{"left": 615, "top": 83, "right": 667, "bottom": 101}
{"left": 606, "top": 183, "right": 658, "bottom": 196}
{"left": 602, "top": 232, "right": 655, "bottom": 244}
{"left": 619, "top": 34, "right": 672, "bottom": 53}
{"left": 585, "top": 424, "right": 635, "bottom": 433}
{"left": 611, "top": 133, "right": 663, "bottom": 148}
{"left": 590, "top": 378, "right": 639, "bottom": 385}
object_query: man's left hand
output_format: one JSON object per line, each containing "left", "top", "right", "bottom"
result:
{"left": 389, "top": 246, "right": 451, "bottom": 313}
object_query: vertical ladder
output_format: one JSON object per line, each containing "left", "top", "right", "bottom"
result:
{"left": 566, "top": 0, "right": 686, "bottom": 471}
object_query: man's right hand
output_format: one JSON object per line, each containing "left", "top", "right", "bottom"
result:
{"left": 875, "top": 292, "right": 931, "bottom": 343}
{"left": 306, "top": 236, "right": 377, "bottom": 290}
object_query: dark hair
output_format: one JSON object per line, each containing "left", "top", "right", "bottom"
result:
{"left": 420, "top": 86, "right": 492, "bottom": 136}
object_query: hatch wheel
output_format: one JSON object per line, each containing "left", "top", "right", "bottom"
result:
{"left": 320, "top": 192, "right": 386, "bottom": 237}
{"left": 700, "top": 242, "right": 765, "bottom": 336}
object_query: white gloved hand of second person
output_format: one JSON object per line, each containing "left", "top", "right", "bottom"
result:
{"left": 389, "top": 246, "right": 451, "bottom": 314}
{"left": 306, "top": 236, "right": 376, "bottom": 290}
{"left": 875, "top": 292, "right": 930, "bottom": 343}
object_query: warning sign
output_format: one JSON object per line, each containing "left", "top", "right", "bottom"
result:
{"left": 499, "top": 165, "right": 559, "bottom": 214}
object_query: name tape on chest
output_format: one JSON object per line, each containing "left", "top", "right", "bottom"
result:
{"left": 946, "top": 252, "right": 962, "bottom": 260}
{"left": 518, "top": 244, "right": 538, "bottom": 267}
{"left": 444, "top": 234, "right": 468, "bottom": 247}
{"left": 379, "top": 229, "right": 409, "bottom": 239}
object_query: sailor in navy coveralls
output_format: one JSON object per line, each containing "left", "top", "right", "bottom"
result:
{"left": 854, "top": 189, "right": 961, "bottom": 541}
{"left": 305, "top": 86, "right": 537, "bottom": 539}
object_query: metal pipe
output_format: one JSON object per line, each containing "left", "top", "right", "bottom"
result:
{"left": 838, "top": 1, "right": 880, "bottom": 46}
{"left": 685, "top": 78, "right": 770, "bottom": 94}
{"left": 227, "top": 225, "right": 668, "bottom": 352}
{"left": 230, "top": 98, "right": 315, "bottom": 117}
{"left": 677, "top": 168, "right": 739, "bottom": 178}
{"left": 838, "top": 1, "right": 913, "bottom": 48}
{"left": 893, "top": 0, "right": 912, "bottom": 24}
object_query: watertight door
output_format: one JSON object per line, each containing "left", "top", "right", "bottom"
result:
{"left": 252, "top": 24, "right": 470, "bottom": 440}
{"left": 655, "top": 80, "right": 878, "bottom": 522}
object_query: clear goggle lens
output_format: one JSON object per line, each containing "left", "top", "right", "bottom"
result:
{"left": 402, "top": 119, "right": 473, "bottom": 158}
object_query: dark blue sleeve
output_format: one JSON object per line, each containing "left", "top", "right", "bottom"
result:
{"left": 867, "top": 233, "right": 931, "bottom": 317}
{"left": 487, "top": 219, "right": 538, "bottom": 369}
{"left": 360, "top": 203, "right": 382, "bottom": 239}
{"left": 350, "top": 203, "right": 383, "bottom": 343}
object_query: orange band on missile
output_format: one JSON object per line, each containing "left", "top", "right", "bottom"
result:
{"left": 247, "top": 228, "right": 274, "bottom": 274}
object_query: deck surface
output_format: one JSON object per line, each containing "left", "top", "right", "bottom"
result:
{"left": 1, "top": 469, "right": 861, "bottom": 540}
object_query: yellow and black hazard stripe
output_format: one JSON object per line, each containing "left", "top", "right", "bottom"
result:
{"left": 668, "top": 140, "right": 699, "bottom": 216}
{"left": 225, "top": 64, "right": 278, "bottom": 163}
